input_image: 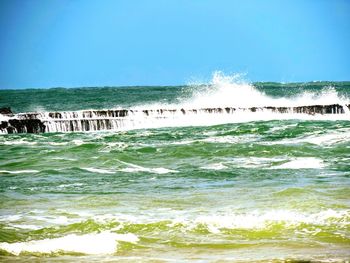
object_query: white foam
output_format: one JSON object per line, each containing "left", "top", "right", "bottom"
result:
{"left": 173, "top": 209, "right": 350, "bottom": 233}
{"left": 116, "top": 159, "right": 177, "bottom": 174}
{"left": 105, "top": 142, "right": 128, "bottom": 148}
{"left": 2, "top": 72, "right": 349, "bottom": 135}
{"left": 2, "top": 140, "right": 37, "bottom": 145}
{"left": 0, "top": 214, "right": 22, "bottom": 222}
{"left": 170, "top": 139, "right": 196, "bottom": 145}
{"left": 181, "top": 71, "right": 350, "bottom": 108}
{"left": 218, "top": 157, "right": 284, "bottom": 169}
{"left": 26, "top": 215, "right": 70, "bottom": 225}
{"left": 114, "top": 108, "right": 350, "bottom": 133}
{"left": 232, "top": 157, "right": 272, "bottom": 168}
{"left": 294, "top": 129, "right": 350, "bottom": 146}
{"left": 99, "top": 142, "right": 128, "bottom": 152}
{"left": 9, "top": 224, "right": 42, "bottom": 230}
{"left": 0, "top": 169, "right": 39, "bottom": 174}
{"left": 306, "top": 133, "right": 350, "bottom": 145}
{"left": 0, "top": 113, "right": 10, "bottom": 122}
{"left": 208, "top": 157, "right": 325, "bottom": 169}
{"left": 201, "top": 163, "right": 227, "bottom": 170}
{"left": 120, "top": 72, "right": 349, "bottom": 129}
{"left": 82, "top": 167, "right": 115, "bottom": 174}
{"left": 57, "top": 183, "right": 84, "bottom": 188}
{"left": 203, "top": 210, "right": 345, "bottom": 232}
{"left": 272, "top": 157, "right": 325, "bottom": 169}
{"left": 82, "top": 164, "right": 177, "bottom": 175}
{"left": 72, "top": 139, "right": 85, "bottom": 146}
{"left": 120, "top": 166, "right": 177, "bottom": 174}
{"left": 0, "top": 231, "right": 139, "bottom": 256}
{"left": 269, "top": 123, "right": 298, "bottom": 132}
{"left": 48, "top": 142, "right": 69, "bottom": 146}
{"left": 51, "top": 157, "right": 77, "bottom": 161}
{"left": 201, "top": 134, "right": 258, "bottom": 144}
{"left": 261, "top": 128, "right": 350, "bottom": 146}
{"left": 71, "top": 208, "right": 350, "bottom": 235}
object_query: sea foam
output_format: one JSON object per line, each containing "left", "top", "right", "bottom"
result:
{"left": 0, "top": 169, "right": 39, "bottom": 174}
{"left": 0, "top": 232, "right": 139, "bottom": 256}
{"left": 272, "top": 157, "right": 325, "bottom": 169}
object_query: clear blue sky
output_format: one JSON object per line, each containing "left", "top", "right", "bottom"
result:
{"left": 0, "top": 0, "right": 349, "bottom": 89}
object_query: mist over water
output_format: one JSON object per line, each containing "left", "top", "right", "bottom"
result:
{"left": 0, "top": 73, "right": 350, "bottom": 261}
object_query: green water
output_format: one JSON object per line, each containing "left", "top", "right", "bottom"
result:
{"left": 0, "top": 82, "right": 349, "bottom": 262}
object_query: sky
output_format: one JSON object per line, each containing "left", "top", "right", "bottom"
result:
{"left": 0, "top": 0, "right": 349, "bottom": 89}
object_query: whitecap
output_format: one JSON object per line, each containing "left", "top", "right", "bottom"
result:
{"left": 82, "top": 167, "right": 115, "bottom": 174}
{"left": 199, "top": 134, "right": 261, "bottom": 145}
{"left": 171, "top": 139, "right": 196, "bottom": 145}
{"left": 150, "top": 167, "right": 178, "bottom": 174}
{"left": 0, "top": 231, "right": 139, "bottom": 256}
{"left": 297, "top": 129, "right": 350, "bottom": 146}
{"left": 2, "top": 140, "right": 37, "bottom": 145}
{"left": 116, "top": 159, "right": 177, "bottom": 174}
{"left": 201, "top": 163, "right": 227, "bottom": 170}
{"left": 99, "top": 142, "right": 128, "bottom": 152}
{"left": 0, "top": 170, "right": 39, "bottom": 174}
{"left": 181, "top": 71, "right": 350, "bottom": 108}
{"left": 48, "top": 142, "right": 68, "bottom": 146}
{"left": 72, "top": 139, "right": 85, "bottom": 146}
{"left": 223, "top": 157, "right": 284, "bottom": 169}
{"left": 120, "top": 167, "right": 177, "bottom": 174}
{"left": 272, "top": 157, "right": 325, "bottom": 169}
{"left": 57, "top": 183, "right": 84, "bottom": 188}
{"left": 262, "top": 128, "right": 350, "bottom": 146}
{"left": 178, "top": 209, "right": 349, "bottom": 233}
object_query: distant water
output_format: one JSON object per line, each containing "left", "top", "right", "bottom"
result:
{"left": 0, "top": 73, "right": 349, "bottom": 262}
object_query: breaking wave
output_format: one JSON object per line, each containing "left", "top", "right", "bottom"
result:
{"left": 1, "top": 72, "right": 349, "bottom": 134}
{"left": 1, "top": 208, "right": 348, "bottom": 256}
{"left": 0, "top": 232, "right": 138, "bottom": 256}
{"left": 140, "top": 71, "right": 350, "bottom": 109}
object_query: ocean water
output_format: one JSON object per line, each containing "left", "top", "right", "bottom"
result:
{"left": 0, "top": 73, "right": 350, "bottom": 262}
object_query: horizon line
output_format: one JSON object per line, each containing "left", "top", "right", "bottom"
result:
{"left": 1, "top": 80, "right": 350, "bottom": 91}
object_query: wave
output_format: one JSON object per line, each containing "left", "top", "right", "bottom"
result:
{"left": 81, "top": 161, "right": 177, "bottom": 175}
{"left": 1, "top": 72, "right": 349, "bottom": 134}
{"left": 199, "top": 157, "right": 326, "bottom": 170}
{"left": 0, "top": 231, "right": 139, "bottom": 256}
{"left": 185, "top": 209, "right": 349, "bottom": 233}
{"left": 180, "top": 71, "right": 350, "bottom": 108}
{"left": 3, "top": 209, "right": 348, "bottom": 236}
{"left": 261, "top": 127, "right": 350, "bottom": 146}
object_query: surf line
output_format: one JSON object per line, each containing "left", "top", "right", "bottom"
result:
{"left": 0, "top": 104, "right": 349, "bottom": 134}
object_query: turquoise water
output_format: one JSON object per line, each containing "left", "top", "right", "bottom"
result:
{"left": 0, "top": 77, "right": 350, "bottom": 262}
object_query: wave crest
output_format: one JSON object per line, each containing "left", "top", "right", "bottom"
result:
{"left": 179, "top": 71, "right": 349, "bottom": 109}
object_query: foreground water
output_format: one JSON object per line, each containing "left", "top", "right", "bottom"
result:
{"left": 0, "top": 74, "right": 349, "bottom": 262}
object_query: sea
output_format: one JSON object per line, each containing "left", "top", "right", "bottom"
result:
{"left": 0, "top": 73, "right": 349, "bottom": 262}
